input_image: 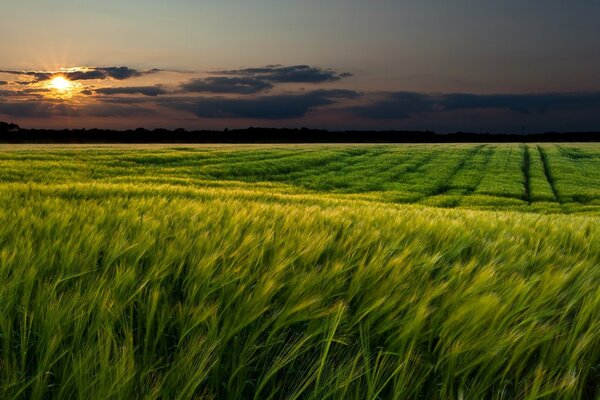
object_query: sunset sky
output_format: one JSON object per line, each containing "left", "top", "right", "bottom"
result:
{"left": 2, "top": 0, "right": 600, "bottom": 132}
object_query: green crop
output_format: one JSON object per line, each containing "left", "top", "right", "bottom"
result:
{"left": 0, "top": 144, "right": 598, "bottom": 399}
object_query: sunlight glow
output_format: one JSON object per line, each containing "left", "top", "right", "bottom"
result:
{"left": 50, "top": 76, "right": 72, "bottom": 91}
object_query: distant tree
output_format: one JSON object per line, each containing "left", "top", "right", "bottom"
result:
{"left": 0, "top": 122, "right": 20, "bottom": 132}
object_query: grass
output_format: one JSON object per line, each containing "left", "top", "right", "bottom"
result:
{"left": 0, "top": 144, "right": 599, "bottom": 399}
{"left": 3, "top": 143, "right": 600, "bottom": 212}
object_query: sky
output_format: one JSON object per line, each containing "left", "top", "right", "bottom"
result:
{"left": 1, "top": 0, "right": 600, "bottom": 132}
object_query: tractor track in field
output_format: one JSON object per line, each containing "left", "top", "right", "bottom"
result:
{"left": 537, "top": 145, "right": 561, "bottom": 203}
{"left": 207, "top": 148, "right": 370, "bottom": 181}
{"left": 463, "top": 145, "right": 494, "bottom": 196}
{"left": 267, "top": 148, "right": 374, "bottom": 181}
{"left": 390, "top": 150, "right": 440, "bottom": 182}
{"left": 431, "top": 145, "right": 486, "bottom": 196}
{"left": 522, "top": 145, "right": 532, "bottom": 204}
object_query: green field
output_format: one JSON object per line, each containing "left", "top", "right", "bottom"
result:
{"left": 0, "top": 144, "right": 599, "bottom": 399}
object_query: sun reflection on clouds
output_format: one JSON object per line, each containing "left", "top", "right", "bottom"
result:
{"left": 0, "top": 66, "right": 157, "bottom": 100}
{"left": 50, "top": 76, "right": 71, "bottom": 91}
{"left": 43, "top": 74, "right": 84, "bottom": 99}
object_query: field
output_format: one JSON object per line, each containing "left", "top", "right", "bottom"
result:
{"left": 2, "top": 143, "right": 600, "bottom": 213}
{"left": 0, "top": 144, "right": 599, "bottom": 399}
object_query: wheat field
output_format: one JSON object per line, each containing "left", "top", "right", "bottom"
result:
{"left": 0, "top": 144, "right": 599, "bottom": 399}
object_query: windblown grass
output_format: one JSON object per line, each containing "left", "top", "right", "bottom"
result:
{"left": 0, "top": 144, "right": 599, "bottom": 399}
{"left": 2, "top": 143, "right": 600, "bottom": 212}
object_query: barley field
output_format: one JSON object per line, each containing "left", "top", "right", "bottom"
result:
{"left": 0, "top": 144, "right": 599, "bottom": 399}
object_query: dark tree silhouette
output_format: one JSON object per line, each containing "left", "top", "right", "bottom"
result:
{"left": 0, "top": 122, "right": 598, "bottom": 143}
{"left": 0, "top": 122, "right": 20, "bottom": 133}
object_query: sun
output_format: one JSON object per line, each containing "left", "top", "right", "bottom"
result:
{"left": 43, "top": 73, "right": 83, "bottom": 99}
{"left": 50, "top": 76, "right": 72, "bottom": 91}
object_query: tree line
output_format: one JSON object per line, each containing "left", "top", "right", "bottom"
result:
{"left": 1, "top": 122, "right": 599, "bottom": 143}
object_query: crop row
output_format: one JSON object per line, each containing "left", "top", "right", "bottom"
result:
{"left": 1, "top": 144, "right": 600, "bottom": 212}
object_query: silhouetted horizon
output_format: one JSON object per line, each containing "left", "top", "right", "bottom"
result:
{"left": 2, "top": 121, "right": 599, "bottom": 143}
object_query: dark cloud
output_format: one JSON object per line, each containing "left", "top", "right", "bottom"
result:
{"left": 307, "top": 89, "right": 361, "bottom": 99}
{"left": 0, "top": 67, "right": 160, "bottom": 83}
{"left": 66, "top": 67, "right": 158, "bottom": 81}
{"left": 442, "top": 92, "right": 600, "bottom": 114}
{"left": 0, "top": 81, "right": 7, "bottom": 85}
{"left": 0, "top": 88, "right": 50, "bottom": 98}
{"left": 95, "top": 86, "right": 167, "bottom": 97}
{"left": 164, "top": 89, "right": 359, "bottom": 119}
{"left": 21, "top": 88, "right": 51, "bottom": 94}
{"left": 0, "top": 102, "right": 50, "bottom": 118}
{"left": 0, "top": 101, "right": 77, "bottom": 118}
{"left": 217, "top": 65, "right": 352, "bottom": 83}
{"left": 181, "top": 77, "right": 273, "bottom": 94}
{"left": 349, "top": 92, "right": 436, "bottom": 119}
{"left": 82, "top": 104, "right": 157, "bottom": 118}
{"left": 0, "top": 99, "right": 157, "bottom": 119}
{"left": 100, "top": 97, "right": 155, "bottom": 105}
{"left": 16, "top": 81, "right": 38, "bottom": 86}
{"left": 3, "top": 71, "right": 53, "bottom": 82}
{"left": 350, "top": 91, "right": 600, "bottom": 119}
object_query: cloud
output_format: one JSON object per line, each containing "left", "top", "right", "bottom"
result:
{"left": 67, "top": 67, "right": 160, "bottom": 81}
{"left": 164, "top": 89, "right": 359, "bottom": 119}
{"left": 0, "top": 66, "right": 160, "bottom": 83}
{"left": 0, "top": 99, "right": 158, "bottom": 119}
{"left": 3, "top": 71, "right": 53, "bottom": 82}
{"left": 216, "top": 65, "right": 352, "bottom": 83}
{"left": 350, "top": 91, "right": 600, "bottom": 119}
{"left": 0, "top": 81, "right": 7, "bottom": 85}
{"left": 349, "top": 92, "right": 437, "bottom": 119}
{"left": 442, "top": 92, "right": 600, "bottom": 114}
{"left": 99, "top": 97, "right": 155, "bottom": 104}
{"left": 180, "top": 77, "right": 273, "bottom": 94}
{"left": 0, "top": 88, "right": 50, "bottom": 98}
{"left": 95, "top": 86, "right": 167, "bottom": 97}
{"left": 0, "top": 101, "right": 77, "bottom": 118}
{"left": 82, "top": 104, "right": 157, "bottom": 117}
